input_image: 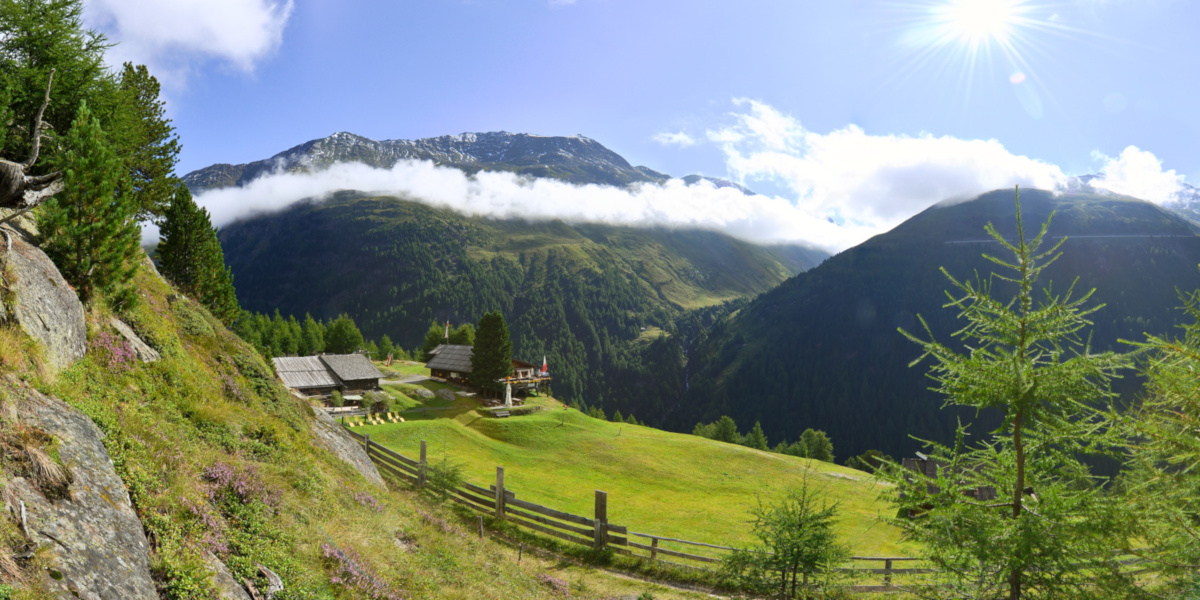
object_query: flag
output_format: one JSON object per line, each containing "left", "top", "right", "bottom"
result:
{"left": 386, "top": 353, "right": 392, "bottom": 366}
{"left": 540, "top": 355, "right": 548, "bottom": 376}
{"left": 444, "top": 320, "right": 450, "bottom": 340}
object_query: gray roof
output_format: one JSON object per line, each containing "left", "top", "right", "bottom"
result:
{"left": 273, "top": 356, "right": 338, "bottom": 389}
{"left": 425, "top": 344, "right": 473, "bottom": 373}
{"left": 428, "top": 344, "right": 447, "bottom": 356}
{"left": 320, "top": 354, "right": 384, "bottom": 382}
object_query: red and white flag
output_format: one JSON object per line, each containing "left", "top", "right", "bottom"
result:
{"left": 540, "top": 355, "right": 548, "bottom": 376}
{"left": 444, "top": 320, "right": 450, "bottom": 340}
{"left": 386, "top": 353, "right": 393, "bottom": 366}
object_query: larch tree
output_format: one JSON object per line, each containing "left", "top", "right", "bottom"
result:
{"left": 882, "top": 188, "right": 1133, "bottom": 600}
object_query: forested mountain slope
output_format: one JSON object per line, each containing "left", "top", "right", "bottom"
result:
{"left": 679, "top": 188, "right": 1200, "bottom": 460}
{"left": 218, "top": 192, "right": 825, "bottom": 419}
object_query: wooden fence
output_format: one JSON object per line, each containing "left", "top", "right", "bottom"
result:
{"left": 344, "top": 428, "right": 937, "bottom": 592}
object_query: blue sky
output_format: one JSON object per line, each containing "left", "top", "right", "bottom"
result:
{"left": 85, "top": 0, "right": 1200, "bottom": 249}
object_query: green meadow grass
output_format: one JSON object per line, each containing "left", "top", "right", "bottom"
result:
{"left": 355, "top": 394, "right": 915, "bottom": 559}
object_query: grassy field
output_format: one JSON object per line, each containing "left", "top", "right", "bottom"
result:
{"left": 354, "top": 387, "right": 915, "bottom": 559}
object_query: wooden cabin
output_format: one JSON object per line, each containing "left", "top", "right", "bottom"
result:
{"left": 272, "top": 353, "right": 382, "bottom": 396}
{"left": 424, "top": 346, "right": 551, "bottom": 393}
{"left": 424, "top": 344, "right": 474, "bottom": 384}
{"left": 900, "top": 453, "right": 997, "bottom": 517}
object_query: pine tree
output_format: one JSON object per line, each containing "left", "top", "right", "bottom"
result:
{"left": 101, "top": 63, "right": 179, "bottom": 220}
{"left": 883, "top": 188, "right": 1132, "bottom": 600}
{"left": 39, "top": 102, "right": 140, "bottom": 307}
{"left": 742, "top": 421, "right": 769, "bottom": 450}
{"left": 712, "top": 416, "right": 741, "bottom": 444}
{"left": 449, "top": 323, "right": 475, "bottom": 346}
{"left": 378, "top": 335, "right": 394, "bottom": 360}
{"left": 470, "top": 311, "right": 513, "bottom": 395}
{"left": 421, "top": 320, "right": 445, "bottom": 360}
{"left": 157, "top": 184, "right": 239, "bottom": 323}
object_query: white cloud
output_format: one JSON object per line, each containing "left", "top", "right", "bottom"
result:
{"left": 707, "top": 99, "right": 1068, "bottom": 238}
{"left": 1089, "top": 146, "right": 1185, "bottom": 204}
{"left": 652, "top": 131, "right": 697, "bottom": 147}
{"left": 189, "top": 160, "right": 868, "bottom": 252}
{"left": 84, "top": 0, "right": 293, "bottom": 84}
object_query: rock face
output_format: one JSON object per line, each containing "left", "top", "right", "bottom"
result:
{"left": 204, "top": 552, "right": 252, "bottom": 600}
{"left": 8, "top": 381, "right": 156, "bottom": 599}
{"left": 110, "top": 317, "right": 160, "bottom": 362}
{"left": 309, "top": 406, "right": 383, "bottom": 487}
{"left": 2, "top": 231, "right": 86, "bottom": 371}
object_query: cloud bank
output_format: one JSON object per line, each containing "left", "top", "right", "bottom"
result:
{"left": 181, "top": 100, "right": 1189, "bottom": 253}
{"left": 85, "top": 0, "right": 293, "bottom": 84}
{"left": 1089, "top": 145, "right": 1187, "bottom": 204}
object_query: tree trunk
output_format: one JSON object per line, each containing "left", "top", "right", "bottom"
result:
{"left": 1010, "top": 407, "right": 1025, "bottom": 600}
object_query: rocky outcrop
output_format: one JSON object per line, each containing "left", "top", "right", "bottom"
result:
{"left": 436, "top": 389, "right": 456, "bottom": 401}
{"left": 309, "top": 406, "right": 383, "bottom": 487}
{"left": 204, "top": 551, "right": 252, "bottom": 600}
{"left": 8, "top": 381, "right": 156, "bottom": 599}
{"left": 2, "top": 231, "right": 86, "bottom": 372}
{"left": 110, "top": 317, "right": 160, "bottom": 362}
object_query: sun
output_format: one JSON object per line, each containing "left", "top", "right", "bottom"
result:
{"left": 945, "top": 0, "right": 1018, "bottom": 43}
{"left": 938, "top": 0, "right": 1022, "bottom": 45}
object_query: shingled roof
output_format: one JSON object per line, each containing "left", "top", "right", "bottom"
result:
{"left": 273, "top": 356, "right": 338, "bottom": 390}
{"left": 319, "top": 354, "right": 384, "bottom": 382}
{"left": 425, "top": 344, "right": 473, "bottom": 373}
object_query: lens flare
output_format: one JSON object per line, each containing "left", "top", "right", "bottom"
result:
{"left": 942, "top": 0, "right": 1019, "bottom": 44}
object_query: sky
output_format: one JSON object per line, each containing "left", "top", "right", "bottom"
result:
{"left": 82, "top": 0, "right": 1200, "bottom": 251}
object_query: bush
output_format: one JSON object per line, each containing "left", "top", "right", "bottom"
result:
{"left": 329, "top": 390, "right": 344, "bottom": 408}
{"left": 426, "top": 454, "right": 465, "bottom": 503}
{"left": 367, "top": 391, "right": 392, "bottom": 414}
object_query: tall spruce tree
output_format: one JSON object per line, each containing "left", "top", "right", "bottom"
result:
{"left": 882, "top": 188, "right": 1132, "bottom": 600}
{"left": 470, "top": 311, "right": 512, "bottom": 395}
{"left": 111, "top": 63, "right": 179, "bottom": 220}
{"left": 39, "top": 102, "right": 140, "bottom": 307}
{"left": 325, "top": 314, "right": 364, "bottom": 354}
{"left": 157, "top": 184, "right": 238, "bottom": 323}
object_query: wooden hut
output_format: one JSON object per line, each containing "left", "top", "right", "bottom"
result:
{"left": 424, "top": 344, "right": 474, "bottom": 384}
{"left": 319, "top": 354, "right": 384, "bottom": 392}
{"left": 273, "top": 356, "right": 339, "bottom": 395}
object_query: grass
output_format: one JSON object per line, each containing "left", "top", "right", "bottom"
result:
{"left": 356, "top": 394, "right": 915, "bottom": 559}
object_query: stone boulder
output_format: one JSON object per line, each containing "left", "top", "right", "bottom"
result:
{"left": 309, "top": 406, "right": 383, "bottom": 487}
{"left": 436, "top": 388, "right": 456, "bottom": 401}
{"left": 2, "top": 231, "right": 86, "bottom": 372}
{"left": 8, "top": 381, "right": 156, "bottom": 599}
{"left": 110, "top": 317, "right": 160, "bottom": 362}
{"left": 204, "top": 552, "right": 252, "bottom": 600}
{"left": 413, "top": 388, "right": 435, "bottom": 399}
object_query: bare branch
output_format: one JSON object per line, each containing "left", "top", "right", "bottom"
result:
{"left": 22, "top": 68, "right": 55, "bottom": 171}
{"left": 19, "top": 179, "right": 63, "bottom": 208}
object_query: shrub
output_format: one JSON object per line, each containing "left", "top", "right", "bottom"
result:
{"left": 329, "top": 390, "right": 344, "bottom": 408}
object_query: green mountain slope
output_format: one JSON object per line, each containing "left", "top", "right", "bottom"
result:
{"left": 679, "top": 188, "right": 1200, "bottom": 461}
{"left": 218, "top": 193, "right": 825, "bottom": 420}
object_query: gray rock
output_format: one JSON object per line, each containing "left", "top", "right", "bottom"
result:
{"left": 436, "top": 388, "right": 456, "bottom": 401}
{"left": 110, "top": 317, "right": 160, "bottom": 362}
{"left": 413, "top": 388, "right": 435, "bottom": 398}
{"left": 204, "top": 552, "right": 252, "bottom": 600}
{"left": 9, "top": 381, "right": 156, "bottom": 599}
{"left": 309, "top": 406, "right": 383, "bottom": 487}
{"left": 2, "top": 231, "right": 85, "bottom": 372}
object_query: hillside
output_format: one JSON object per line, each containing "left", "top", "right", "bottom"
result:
{"left": 354, "top": 382, "right": 909, "bottom": 557}
{"left": 218, "top": 192, "right": 825, "bottom": 420}
{"left": 678, "top": 188, "right": 1200, "bottom": 462}
{"left": 0, "top": 248, "right": 726, "bottom": 598}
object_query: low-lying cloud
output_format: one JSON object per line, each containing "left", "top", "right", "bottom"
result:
{"left": 193, "top": 160, "right": 873, "bottom": 251}
{"left": 182, "top": 100, "right": 1190, "bottom": 254}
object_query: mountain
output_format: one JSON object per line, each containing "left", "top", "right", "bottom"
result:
{"left": 218, "top": 192, "right": 826, "bottom": 418}
{"left": 677, "top": 188, "right": 1200, "bottom": 462}
{"left": 183, "top": 131, "right": 675, "bottom": 192}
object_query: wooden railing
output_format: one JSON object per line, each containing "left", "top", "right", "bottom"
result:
{"left": 348, "top": 428, "right": 939, "bottom": 591}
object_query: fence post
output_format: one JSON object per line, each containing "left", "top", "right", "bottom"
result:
{"left": 363, "top": 433, "right": 370, "bottom": 453}
{"left": 884, "top": 558, "right": 893, "bottom": 586}
{"left": 594, "top": 490, "right": 607, "bottom": 551}
{"left": 650, "top": 537, "right": 658, "bottom": 561}
{"left": 495, "top": 467, "right": 506, "bottom": 520}
{"left": 418, "top": 440, "right": 427, "bottom": 488}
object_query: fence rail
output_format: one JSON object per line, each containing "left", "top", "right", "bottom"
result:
{"left": 349, "top": 429, "right": 951, "bottom": 591}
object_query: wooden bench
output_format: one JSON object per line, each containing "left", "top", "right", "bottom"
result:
{"left": 494, "top": 411, "right": 511, "bottom": 418}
